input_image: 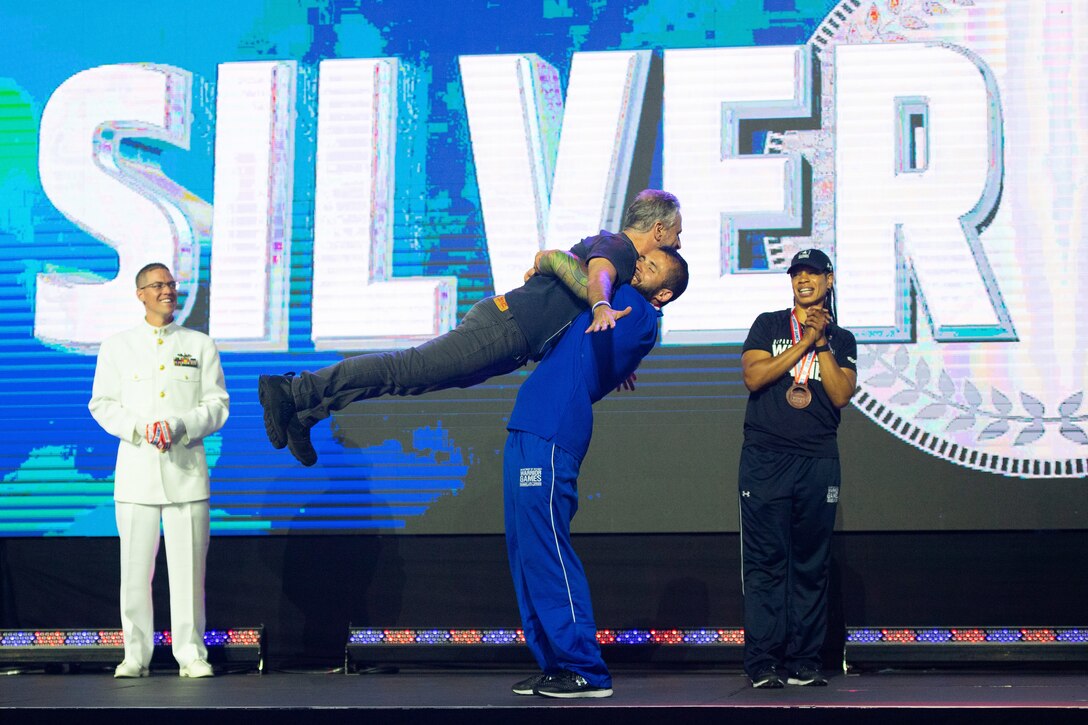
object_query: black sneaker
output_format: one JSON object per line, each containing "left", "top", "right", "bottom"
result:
{"left": 258, "top": 374, "right": 296, "bottom": 450}
{"left": 787, "top": 667, "right": 828, "bottom": 686}
{"left": 286, "top": 417, "right": 318, "bottom": 467}
{"left": 534, "top": 670, "right": 613, "bottom": 699}
{"left": 511, "top": 673, "right": 549, "bottom": 696}
{"left": 751, "top": 668, "right": 785, "bottom": 689}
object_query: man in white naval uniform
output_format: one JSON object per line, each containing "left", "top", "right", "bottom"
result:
{"left": 89, "top": 262, "right": 229, "bottom": 678}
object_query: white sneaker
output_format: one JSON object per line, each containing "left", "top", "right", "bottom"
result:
{"left": 178, "top": 659, "right": 215, "bottom": 678}
{"left": 114, "top": 661, "right": 149, "bottom": 678}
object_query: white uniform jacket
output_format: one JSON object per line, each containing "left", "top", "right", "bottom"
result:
{"left": 89, "top": 321, "right": 229, "bottom": 505}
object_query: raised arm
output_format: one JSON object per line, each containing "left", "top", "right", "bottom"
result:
{"left": 802, "top": 307, "right": 857, "bottom": 408}
{"left": 741, "top": 329, "right": 820, "bottom": 393}
{"left": 533, "top": 249, "right": 589, "bottom": 300}
{"left": 585, "top": 257, "right": 624, "bottom": 332}
{"left": 742, "top": 309, "right": 857, "bottom": 408}
{"left": 533, "top": 250, "right": 631, "bottom": 332}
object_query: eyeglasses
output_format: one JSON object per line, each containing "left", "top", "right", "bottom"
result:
{"left": 139, "top": 281, "right": 178, "bottom": 291}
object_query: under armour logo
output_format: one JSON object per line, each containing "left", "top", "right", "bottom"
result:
{"left": 741, "top": 490, "right": 751, "bottom": 497}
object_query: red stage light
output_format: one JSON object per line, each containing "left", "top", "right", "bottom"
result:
{"left": 950, "top": 628, "right": 986, "bottom": 642}
{"left": 34, "top": 631, "right": 66, "bottom": 646}
{"left": 881, "top": 629, "right": 917, "bottom": 643}
{"left": 450, "top": 630, "right": 483, "bottom": 644}
{"left": 1020, "top": 628, "right": 1056, "bottom": 642}
{"left": 651, "top": 629, "right": 684, "bottom": 645}
{"left": 383, "top": 630, "right": 416, "bottom": 644}
{"left": 717, "top": 629, "right": 745, "bottom": 644}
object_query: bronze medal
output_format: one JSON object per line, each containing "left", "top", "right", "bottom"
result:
{"left": 787, "top": 310, "right": 818, "bottom": 410}
{"left": 786, "top": 382, "right": 812, "bottom": 409}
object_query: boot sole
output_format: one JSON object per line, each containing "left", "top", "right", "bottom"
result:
{"left": 258, "top": 375, "right": 289, "bottom": 450}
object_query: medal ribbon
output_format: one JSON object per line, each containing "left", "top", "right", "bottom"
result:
{"left": 789, "top": 310, "right": 818, "bottom": 386}
{"left": 145, "top": 421, "right": 172, "bottom": 451}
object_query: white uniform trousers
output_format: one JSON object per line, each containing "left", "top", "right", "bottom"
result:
{"left": 115, "top": 500, "right": 210, "bottom": 668}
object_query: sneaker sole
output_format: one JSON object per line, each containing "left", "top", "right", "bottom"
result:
{"left": 257, "top": 376, "right": 289, "bottom": 450}
{"left": 752, "top": 678, "right": 784, "bottom": 689}
{"left": 512, "top": 674, "right": 548, "bottom": 695}
{"left": 786, "top": 677, "right": 827, "bottom": 686}
{"left": 535, "top": 688, "right": 613, "bottom": 699}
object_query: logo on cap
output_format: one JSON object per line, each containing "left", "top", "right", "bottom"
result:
{"left": 788, "top": 248, "right": 833, "bottom": 274}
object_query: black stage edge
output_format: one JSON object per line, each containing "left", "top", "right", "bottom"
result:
{"left": 6, "top": 531, "right": 1088, "bottom": 669}
{"left": 3, "top": 668, "right": 1088, "bottom": 725}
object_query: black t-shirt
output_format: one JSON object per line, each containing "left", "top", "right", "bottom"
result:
{"left": 504, "top": 231, "right": 638, "bottom": 360}
{"left": 741, "top": 309, "right": 858, "bottom": 458}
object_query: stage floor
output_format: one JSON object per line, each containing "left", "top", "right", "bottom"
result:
{"left": 3, "top": 667, "right": 1088, "bottom": 724}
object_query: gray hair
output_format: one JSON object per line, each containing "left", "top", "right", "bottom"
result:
{"left": 621, "top": 189, "right": 681, "bottom": 233}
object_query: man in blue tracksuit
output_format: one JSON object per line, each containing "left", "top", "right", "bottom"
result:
{"left": 503, "top": 246, "right": 689, "bottom": 699}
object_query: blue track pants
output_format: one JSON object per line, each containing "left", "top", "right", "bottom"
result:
{"left": 503, "top": 430, "right": 611, "bottom": 687}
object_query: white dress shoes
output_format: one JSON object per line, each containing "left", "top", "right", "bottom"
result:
{"left": 178, "top": 659, "right": 215, "bottom": 678}
{"left": 113, "top": 661, "right": 149, "bottom": 678}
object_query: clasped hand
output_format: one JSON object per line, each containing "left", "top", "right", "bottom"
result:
{"left": 145, "top": 420, "right": 176, "bottom": 452}
{"left": 803, "top": 307, "right": 831, "bottom": 344}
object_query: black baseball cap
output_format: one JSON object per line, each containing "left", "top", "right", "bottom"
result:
{"left": 787, "top": 248, "right": 833, "bottom": 275}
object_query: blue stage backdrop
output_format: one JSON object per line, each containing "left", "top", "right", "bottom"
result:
{"left": 0, "top": 0, "right": 1084, "bottom": 536}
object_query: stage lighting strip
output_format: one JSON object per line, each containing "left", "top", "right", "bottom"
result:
{"left": 846, "top": 628, "right": 1088, "bottom": 644}
{"left": 0, "top": 629, "right": 262, "bottom": 648}
{"left": 348, "top": 628, "right": 746, "bottom": 645}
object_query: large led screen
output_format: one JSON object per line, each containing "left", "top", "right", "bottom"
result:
{"left": 0, "top": 0, "right": 1084, "bottom": 536}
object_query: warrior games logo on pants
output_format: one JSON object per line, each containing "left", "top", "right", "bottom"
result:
{"left": 520, "top": 468, "right": 544, "bottom": 488}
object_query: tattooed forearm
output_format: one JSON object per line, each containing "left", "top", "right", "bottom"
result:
{"left": 536, "top": 250, "right": 589, "bottom": 301}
